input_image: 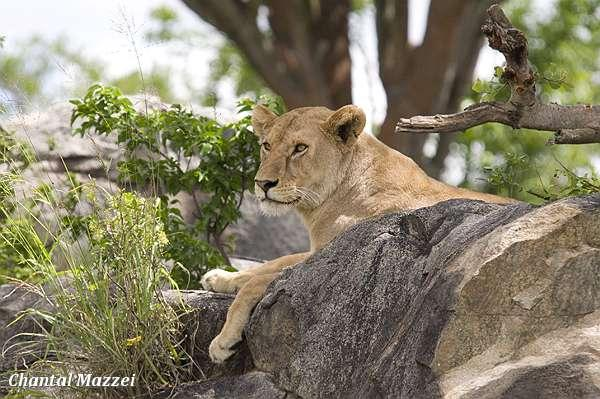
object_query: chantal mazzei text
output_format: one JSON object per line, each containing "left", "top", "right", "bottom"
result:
{"left": 8, "top": 373, "right": 136, "bottom": 388}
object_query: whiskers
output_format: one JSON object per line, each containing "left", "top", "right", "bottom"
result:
{"left": 274, "top": 185, "right": 320, "bottom": 208}
{"left": 259, "top": 185, "right": 321, "bottom": 214}
{"left": 292, "top": 186, "right": 320, "bottom": 207}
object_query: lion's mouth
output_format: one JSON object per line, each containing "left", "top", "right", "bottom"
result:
{"left": 262, "top": 197, "right": 301, "bottom": 205}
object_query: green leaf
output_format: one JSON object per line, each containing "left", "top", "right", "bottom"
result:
{"left": 471, "top": 78, "right": 486, "bottom": 94}
{"left": 494, "top": 66, "right": 504, "bottom": 78}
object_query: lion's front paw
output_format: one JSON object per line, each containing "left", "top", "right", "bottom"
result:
{"left": 201, "top": 269, "right": 237, "bottom": 293}
{"left": 208, "top": 334, "right": 238, "bottom": 363}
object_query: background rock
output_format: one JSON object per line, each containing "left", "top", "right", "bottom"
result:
{"left": 3, "top": 101, "right": 309, "bottom": 265}
{"left": 226, "top": 197, "right": 309, "bottom": 260}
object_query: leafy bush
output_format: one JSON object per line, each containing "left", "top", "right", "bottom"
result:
{"left": 70, "top": 85, "right": 279, "bottom": 288}
{"left": 3, "top": 189, "right": 192, "bottom": 398}
{"left": 471, "top": 64, "right": 570, "bottom": 103}
{"left": 484, "top": 152, "right": 530, "bottom": 198}
{"left": 484, "top": 152, "right": 600, "bottom": 202}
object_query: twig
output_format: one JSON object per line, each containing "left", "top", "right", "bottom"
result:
{"left": 395, "top": 5, "right": 600, "bottom": 145}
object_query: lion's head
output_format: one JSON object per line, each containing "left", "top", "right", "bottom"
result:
{"left": 251, "top": 104, "right": 366, "bottom": 216}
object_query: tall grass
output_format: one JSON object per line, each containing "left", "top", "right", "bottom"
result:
{"left": 1, "top": 179, "right": 194, "bottom": 398}
{"left": 1, "top": 9, "right": 203, "bottom": 397}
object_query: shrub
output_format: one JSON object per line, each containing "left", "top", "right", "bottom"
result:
{"left": 484, "top": 152, "right": 600, "bottom": 202}
{"left": 70, "top": 85, "right": 281, "bottom": 287}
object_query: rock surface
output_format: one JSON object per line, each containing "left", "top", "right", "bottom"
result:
{"left": 156, "top": 371, "right": 294, "bottom": 399}
{"left": 243, "top": 195, "right": 600, "bottom": 398}
{"left": 2, "top": 195, "right": 599, "bottom": 397}
{"left": 163, "top": 290, "right": 253, "bottom": 380}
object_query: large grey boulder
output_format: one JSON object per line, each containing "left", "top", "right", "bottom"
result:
{"left": 5, "top": 102, "right": 123, "bottom": 181}
{"left": 244, "top": 195, "right": 600, "bottom": 398}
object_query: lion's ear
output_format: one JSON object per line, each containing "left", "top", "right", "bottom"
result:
{"left": 252, "top": 105, "right": 277, "bottom": 137}
{"left": 322, "top": 105, "right": 366, "bottom": 146}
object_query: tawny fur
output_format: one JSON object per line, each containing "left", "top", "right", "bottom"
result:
{"left": 202, "top": 104, "right": 515, "bottom": 363}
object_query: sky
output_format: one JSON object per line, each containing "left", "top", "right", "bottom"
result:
{"left": 0, "top": 0, "right": 540, "bottom": 127}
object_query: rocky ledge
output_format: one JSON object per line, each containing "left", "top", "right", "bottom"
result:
{"left": 3, "top": 195, "right": 600, "bottom": 398}
{"left": 167, "top": 194, "right": 600, "bottom": 398}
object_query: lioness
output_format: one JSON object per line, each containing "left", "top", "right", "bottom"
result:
{"left": 202, "top": 104, "right": 513, "bottom": 363}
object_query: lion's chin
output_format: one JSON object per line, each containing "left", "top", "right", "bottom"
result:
{"left": 258, "top": 199, "right": 296, "bottom": 217}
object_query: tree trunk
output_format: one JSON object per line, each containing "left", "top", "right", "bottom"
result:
{"left": 181, "top": 0, "right": 500, "bottom": 176}
{"left": 377, "top": 0, "right": 497, "bottom": 172}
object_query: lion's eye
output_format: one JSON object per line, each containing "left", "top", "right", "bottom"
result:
{"left": 262, "top": 142, "right": 271, "bottom": 151}
{"left": 294, "top": 144, "right": 308, "bottom": 153}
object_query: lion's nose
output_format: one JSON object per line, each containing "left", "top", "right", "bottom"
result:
{"left": 255, "top": 179, "right": 279, "bottom": 193}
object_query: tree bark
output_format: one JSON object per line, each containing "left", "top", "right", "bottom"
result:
{"left": 182, "top": 0, "right": 352, "bottom": 109}
{"left": 377, "top": 0, "right": 499, "bottom": 171}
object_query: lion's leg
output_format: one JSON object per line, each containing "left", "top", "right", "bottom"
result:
{"left": 201, "top": 252, "right": 310, "bottom": 294}
{"left": 209, "top": 272, "right": 280, "bottom": 363}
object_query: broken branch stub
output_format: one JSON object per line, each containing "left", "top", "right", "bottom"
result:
{"left": 482, "top": 5, "right": 536, "bottom": 107}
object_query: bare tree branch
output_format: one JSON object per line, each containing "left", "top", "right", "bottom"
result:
{"left": 182, "top": 0, "right": 300, "bottom": 104}
{"left": 482, "top": 4, "right": 535, "bottom": 107}
{"left": 398, "top": 102, "right": 600, "bottom": 135}
{"left": 397, "top": 102, "right": 512, "bottom": 133}
{"left": 395, "top": 4, "right": 600, "bottom": 145}
{"left": 554, "top": 128, "right": 600, "bottom": 145}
